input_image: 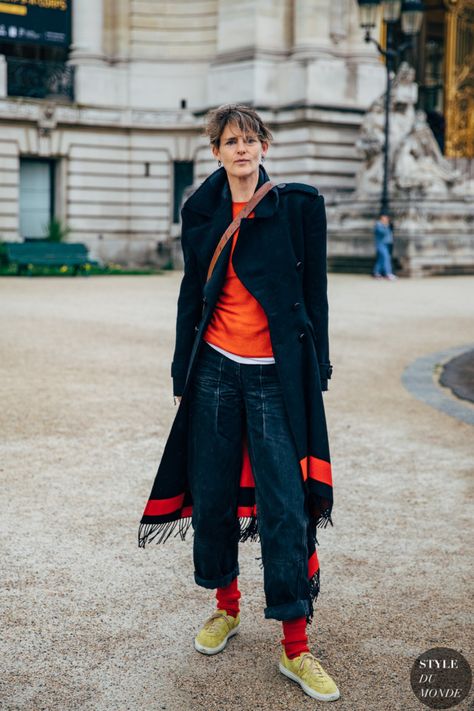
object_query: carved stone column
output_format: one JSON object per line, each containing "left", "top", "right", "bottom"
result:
{"left": 329, "top": 0, "right": 350, "bottom": 45}
{"left": 215, "top": 0, "right": 291, "bottom": 59}
{"left": 210, "top": 0, "right": 292, "bottom": 106}
{"left": 215, "top": 0, "right": 257, "bottom": 58}
{"left": 69, "top": 0, "right": 106, "bottom": 63}
{"left": 110, "top": 0, "right": 130, "bottom": 62}
{"left": 344, "top": 0, "right": 386, "bottom": 105}
{"left": 293, "top": 0, "right": 332, "bottom": 58}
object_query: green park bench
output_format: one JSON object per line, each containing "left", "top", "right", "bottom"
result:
{"left": 4, "top": 242, "right": 99, "bottom": 275}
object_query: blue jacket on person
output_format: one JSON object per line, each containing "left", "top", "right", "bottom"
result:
{"left": 374, "top": 221, "right": 393, "bottom": 245}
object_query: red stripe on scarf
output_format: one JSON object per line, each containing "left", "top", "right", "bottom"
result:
{"left": 240, "top": 436, "right": 255, "bottom": 487}
{"left": 300, "top": 456, "right": 332, "bottom": 487}
{"left": 237, "top": 505, "right": 257, "bottom": 517}
{"left": 144, "top": 494, "right": 185, "bottom": 516}
{"left": 308, "top": 549, "right": 319, "bottom": 579}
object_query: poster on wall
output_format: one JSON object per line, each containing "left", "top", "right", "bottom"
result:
{"left": 0, "top": 0, "right": 71, "bottom": 47}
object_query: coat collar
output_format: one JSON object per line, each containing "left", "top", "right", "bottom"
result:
{"left": 182, "top": 164, "right": 279, "bottom": 220}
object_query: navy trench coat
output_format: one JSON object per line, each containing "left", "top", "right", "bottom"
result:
{"left": 139, "top": 164, "right": 334, "bottom": 616}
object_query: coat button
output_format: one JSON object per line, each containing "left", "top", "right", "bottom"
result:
{"left": 277, "top": 182, "right": 287, "bottom": 189}
{"left": 194, "top": 325, "right": 199, "bottom": 332}
{"left": 292, "top": 302, "right": 301, "bottom": 310}
{"left": 298, "top": 332, "right": 306, "bottom": 342}
{"left": 296, "top": 260, "right": 303, "bottom": 270}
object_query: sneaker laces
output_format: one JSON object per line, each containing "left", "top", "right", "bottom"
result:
{"left": 202, "top": 611, "right": 231, "bottom": 632}
{"left": 298, "top": 653, "right": 326, "bottom": 678}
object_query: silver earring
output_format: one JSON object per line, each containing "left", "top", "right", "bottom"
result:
{"left": 261, "top": 155, "right": 265, "bottom": 163}
{"left": 218, "top": 160, "right": 222, "bottom": 167}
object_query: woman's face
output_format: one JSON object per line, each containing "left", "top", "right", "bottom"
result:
{"left": 212, "top": 122, "right": 268, "bottom": 181}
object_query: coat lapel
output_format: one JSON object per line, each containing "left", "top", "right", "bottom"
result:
{"left": 183, "top": 165, "right": 280, "bottom": 305}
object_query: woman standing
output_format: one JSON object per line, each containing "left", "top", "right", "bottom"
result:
{"left": 139, "top": 105, "right": 339, "bottom": 703}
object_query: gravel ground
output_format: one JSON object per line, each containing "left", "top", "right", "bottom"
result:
{"left": 1, "top": 273, "right": 473, "bottom": 711}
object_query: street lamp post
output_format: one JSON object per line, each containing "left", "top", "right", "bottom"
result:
{"left": 356, "top": 0, "right": 424, "bottom": 214}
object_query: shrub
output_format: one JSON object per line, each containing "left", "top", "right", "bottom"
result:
{"left": 43, "top": 218, "right": 71, "bottom": 243}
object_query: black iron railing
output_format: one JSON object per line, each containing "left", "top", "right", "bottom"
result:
{"left": 7, "top": 57, "right": 74, "bottom": 101}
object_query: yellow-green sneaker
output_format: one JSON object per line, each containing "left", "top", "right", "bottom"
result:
{"left": 279, "top": 649, "right": 340, "bottom": 701}
{"left": 194, "top": 609, "right": 240, "bottom": 655}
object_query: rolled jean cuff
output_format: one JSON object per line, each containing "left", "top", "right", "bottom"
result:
{"left": 194, "top": 564, "right": 240, "bottom": 590}
{"left": 264, "top": 598, "right": 310, "bottom": 621}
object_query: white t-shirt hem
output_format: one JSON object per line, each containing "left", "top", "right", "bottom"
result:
{"left": 206, "top": 342, "right": 275, "bottom": 365}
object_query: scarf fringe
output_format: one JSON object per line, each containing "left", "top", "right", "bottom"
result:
{"left": 316, "top": 509, "right": 333, "bottom": 529}
{"left": 238, "top": 515, "right": 260, "bottom": 542}
{"left": 138, "top": 514, "right": 260, "bottom": 548}
{"left": 138, "top": 517, "right": 192, "bottom": 547}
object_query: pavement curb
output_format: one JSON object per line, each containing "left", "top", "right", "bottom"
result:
{"left": 401, "top": 343, "right": 474, "bottom": 426}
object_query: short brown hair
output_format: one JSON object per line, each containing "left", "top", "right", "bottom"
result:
{"left": 203, "top": 104, "right": 274, "bottom": 148}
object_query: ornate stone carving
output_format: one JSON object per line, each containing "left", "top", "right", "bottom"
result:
{"left": 355, "top": 62, "right": 473, "bottom": 197}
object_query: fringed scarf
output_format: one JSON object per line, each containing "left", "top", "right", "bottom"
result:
{"left": 139, "top": 430, "right": 333, "bottom": 624}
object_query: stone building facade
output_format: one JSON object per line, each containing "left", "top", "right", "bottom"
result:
{"left": 0, "top": 0, "right": 471, "bottom": 272}
{"left": 0, "top": 0, "right": 387, "bottom": 265}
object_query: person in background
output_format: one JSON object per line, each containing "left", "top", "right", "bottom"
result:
{"left": 373, "top": 213, "right": 397, "bottom": 280}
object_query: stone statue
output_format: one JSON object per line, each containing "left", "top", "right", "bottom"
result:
{"left": 394, "top": 111, "right": 461, "bottom": 195}
{"left": 355, "top": 62, "right": 463, "bottom": 197}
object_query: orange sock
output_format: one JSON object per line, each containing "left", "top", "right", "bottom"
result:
{"left": 282, "top": 616, "right": 310, "bottom": 659}
{"left": 216, "top": 577, "right": 241, "bottom": 618}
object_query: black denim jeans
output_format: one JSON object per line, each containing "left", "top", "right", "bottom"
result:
{"left": 187, "top": 341, "right": 311, "bottom": 621}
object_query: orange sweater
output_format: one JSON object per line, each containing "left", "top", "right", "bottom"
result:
{"left": 203, "top": 201, "right": 273, "bottom": 357}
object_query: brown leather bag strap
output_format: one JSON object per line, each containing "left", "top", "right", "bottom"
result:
{"left": 206, "top": 180, "right": 275, "bottom": 283}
